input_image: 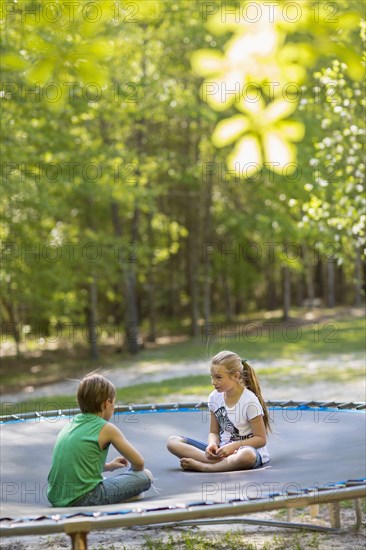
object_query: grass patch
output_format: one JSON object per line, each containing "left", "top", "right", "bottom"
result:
{"left": 2, "top": 356, "right": 365, "bottom": 415}
{"left": 340, "top": 498, "right": 366, "bottom": 512}
{"left": 1, "top": 313, "right": 364, "bottom": 394}
{"left": 0, "top": 376, "right": 212, "bottom": 415}
{"left": 91, "top": 529, "right": 325, "bottom": 550}
{"left": 141, "top": 531, "right": 261, "bottom": 550}
{"left": 257, "top": 364, "right": 365, "bottom": 384}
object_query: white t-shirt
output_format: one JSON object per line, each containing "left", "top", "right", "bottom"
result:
{"left": 208, "top": 388, "right": 270, "bottom": 463}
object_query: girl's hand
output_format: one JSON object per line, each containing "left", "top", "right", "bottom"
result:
{"left": 107, "top": 456, "right": 128, "bottom": 471}
{"left": 205, "top": 443, "right": 219, "bottom": 459}
{"left": 216, "top": 443, "right": 236, "bottom": 459}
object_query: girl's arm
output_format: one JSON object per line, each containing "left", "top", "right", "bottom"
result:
{"left": 206, "top": 412, "right": 220, "bottom": 457}
{"left": 99, "top": 423, "right": 145, "bottom": 471}
{"left": 216, "top": 415, "right": 266, "bottom": 458}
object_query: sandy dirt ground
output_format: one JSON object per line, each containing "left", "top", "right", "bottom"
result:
{"left": 1, "top": 505, "right": 365, "bottom": 549}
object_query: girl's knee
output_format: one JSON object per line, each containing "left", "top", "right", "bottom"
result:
{"left": 237, "top": 447, "right": 257, "bottom": 468}
{"left": 167, "top": 435, "right": 184, "bottom": 450}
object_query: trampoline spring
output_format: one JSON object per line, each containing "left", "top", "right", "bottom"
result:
{"left": 345, "top": 479, "right": 366, "bottom": 486}
{"left": 10, "top": 415, "right": 23, "bottom": 422}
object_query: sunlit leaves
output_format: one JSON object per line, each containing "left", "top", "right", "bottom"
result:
{"left": 192, "top": 0, "right": 363, "bottom": 179}
{"left": 227, "top": 134, "right": 262, "bottom": 177}
{"left": 1, "top": 0, "right": 116, "bottom": 109}
{"left": 212, "top": 115, "right": 250, "bottom": 147}
{"left": 191, "top": 49, "right": 225, "bottom": 76}
{"left": 263, "top": 131, "right": 296, "bottom": 170}
{"left": 300, "top": 55, "right": 365, "bottom": 250}
{"left": 214, "top": 94, "right": 304, "bottom": 173}
{"left": 1, "top": 52, "right": 27, "bottom": 70}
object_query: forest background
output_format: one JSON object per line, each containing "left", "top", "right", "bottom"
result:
{"left": 1, "top": 0, "right": 365, "bottom": 366}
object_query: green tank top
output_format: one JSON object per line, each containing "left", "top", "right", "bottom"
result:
{"left": 47, "top": 413, "right": 108, "bottom": 506}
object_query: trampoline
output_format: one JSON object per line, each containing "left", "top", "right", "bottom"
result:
{"left": 1, "top": 401, "right": 365, "bottom": 549}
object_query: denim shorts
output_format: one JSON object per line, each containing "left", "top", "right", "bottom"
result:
{"left": 184, "top": 437, "right": 263, "bottom": 470}
{"left": 71, "top": 469, "right": 152, "bottom": 506}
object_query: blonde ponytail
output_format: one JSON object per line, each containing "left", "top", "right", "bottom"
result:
{"left": 241, "top": 359, "right": 271, "bottom": 433}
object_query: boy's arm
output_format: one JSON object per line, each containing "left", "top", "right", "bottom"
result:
{"left": 99, "top": 423, "right": 145, "bottom": 471}
{"left": 103, "top": 456, "right": 128, "bottom": 472}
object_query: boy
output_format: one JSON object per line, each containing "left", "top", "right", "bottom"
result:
{"left": 47, "top": 373, "right": 152, "bottom": 506}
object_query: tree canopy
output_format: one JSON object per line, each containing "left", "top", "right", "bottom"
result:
{"left": 1, "top": 0, "right": 365, "bottom": 356}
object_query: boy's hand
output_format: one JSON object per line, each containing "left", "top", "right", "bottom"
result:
{"left": 106, "top": 456, "right": 128, "bottom": 471}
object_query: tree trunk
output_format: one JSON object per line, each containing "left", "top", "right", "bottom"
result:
{"left": 354, "top": 245, "right": 363, "bottom": 307}
{"left": 111, "top": 200, "right": 141, "bottom": 354}
{"left": 222, "top": 266, "right": 234, "bottom": 323}
{"left": 202, "top": 171, "right": 214, "bottom": 325}
{"left": 326, "top": 259, "right": 336, "bottom": 308}
{"left": 282, "top": 265, "right": 291, "bottom": 320}
{"left": 303, "top": 245, "right": 315, "bottom": 308}
{"left": 85, "top": 196, "right": 99, "bottom": 360}
{"left": 187, "top": 230, "right": 200, "bottom": 337}
{"left": 87, "top": 277, "right": 99, "bottom": 360}
{"left": 185, "top": 123, "right": 201, "bottom": 337}
{"left": 296, "top": 274, "right": 304, "bottom": 308}
{"left": 266, "top": 266, "right": 278, "bottom": 310}
{"left": 1, "top": 296, "right": 21, "bottom": 356}
{"left": 145, "top": 210, "right": 157, "bottom": 342}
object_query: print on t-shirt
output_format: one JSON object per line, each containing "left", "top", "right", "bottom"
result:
{"left": 215, "top": 406, "right": 238, "bottom": 439}
{"left": 215, "top": 406, "right": 253, "bottom": 442}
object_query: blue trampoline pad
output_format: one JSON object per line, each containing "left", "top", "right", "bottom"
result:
{"left": 1, "top": 406, "right": 365, "bottom": 520}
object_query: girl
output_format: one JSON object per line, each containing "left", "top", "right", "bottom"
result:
{"left": 48, "top": 373, "right": 153, "bottom": 506}
{"left": 167, "top": 351, "right": 270, "bottom": 471}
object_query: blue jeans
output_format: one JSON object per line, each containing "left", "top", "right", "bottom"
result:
{"left": 184, "top": 437, "right": 264, "bottom": 469}
{"left": 71, "top": 469, "right": 152, "bottom": 506}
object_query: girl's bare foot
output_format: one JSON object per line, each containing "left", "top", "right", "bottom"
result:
{"left": 180, "top": 458, "right": 208, "bottom": 471}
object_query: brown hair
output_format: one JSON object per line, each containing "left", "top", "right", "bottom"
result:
{"left": 77, "top": 373, "right": 116, "bottom": 414}
{"left": 211, "top": 351, "right": 271, "bottom": 432}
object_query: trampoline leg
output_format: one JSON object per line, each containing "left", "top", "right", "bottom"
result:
{"left": 353, "top": 498, "right": 362, "bottom": 530}
{"left": 328, "top": 502, "right": 341, "bottom": 529}
{"left": 69, "top": 531, "right": 88, "bottom": 550}
{"left": 65, "top": 522, "right": 91, "bottom": 550}
{"left": 310, "top": 504, "right": 319, "bottom": 518}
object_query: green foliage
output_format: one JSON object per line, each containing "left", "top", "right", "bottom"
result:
{"left": 0, "top": 0, "right": 364, "bottom": 356}
{"left": 192, "top": 0, "right": 364, "bottom": 178}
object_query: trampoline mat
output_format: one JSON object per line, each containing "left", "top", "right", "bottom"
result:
{"left": 1, "top": 407, "right": 365, "bottom": 519}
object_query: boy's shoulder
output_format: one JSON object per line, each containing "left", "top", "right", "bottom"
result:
{"left": 72, "top": 413, "right": 107, "bottom": 423}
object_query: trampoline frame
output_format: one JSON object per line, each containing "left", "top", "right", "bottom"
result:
{"left": 1, "top": 400, "right": 365, "bottom": 550}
